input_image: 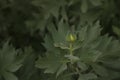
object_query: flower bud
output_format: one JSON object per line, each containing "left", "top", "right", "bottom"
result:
{"left": 66, "top": 33, "right": 76, "bottom": 42}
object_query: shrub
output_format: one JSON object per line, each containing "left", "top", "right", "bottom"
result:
{"left": 0, "top": 0, "right": 120, "bottom": 80}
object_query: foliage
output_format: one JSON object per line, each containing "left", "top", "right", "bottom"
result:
{"left": 0, "top": 0, "right": 120, "bottom": 80}
{"left": 36, "top": 21, "right": 120, "bottom": 80}
{"left": 0, "top": 41, "right": 22, "bottom": 80}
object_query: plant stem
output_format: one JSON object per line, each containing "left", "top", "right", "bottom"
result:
{"left": 70, "top": 43, "right": 73, "bottom": 55}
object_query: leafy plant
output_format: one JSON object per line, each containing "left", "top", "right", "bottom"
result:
{"left": 0, "top": 0, "right": 120, "bottom": 80}
{"left": 0, "top": 41, "right": 22, "bottom": 80}
{"left": 36, "top": 20, "right": 120, "bottom": 80}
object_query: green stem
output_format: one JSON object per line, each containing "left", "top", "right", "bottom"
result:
{"left": 70, "top": 43, "right": 73, "bottom": 55}
{"left": 69, "top": 43, "right": 74, "bottom": 64}
{"left": 69, "top": 43, "right": 80, "bottom": 78}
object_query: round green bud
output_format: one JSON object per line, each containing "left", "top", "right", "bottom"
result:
{"left": 66, "top": 33, "right": 76, "bottom": 42}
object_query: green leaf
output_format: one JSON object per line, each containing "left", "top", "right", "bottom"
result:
{"left": 2, "top": 71, "right": 18, "bottom": 80}
{"left": 56, "top": 63, "right": 67, "bottom": 77}
{"left": 78, "top": 73, "right": 97, "bottom": 80}
{"left": 77, "top": 62, "right": 88, "bottom": 71}
{"left": 85, "top": 73, "right": 97, "bottom": 79}
{"left": 0, "top": 41, "right": 22, "bottom": 80}
{"left": 78, "top": 21, "right": 101, "bottom": 45}
{"left": 1, "top": 41, "right": 17, "bottom": 65}
{"left": 102, "top": 59, "right": 120, "bottom": 71}
{"left": 112, "top": 26, "right": 120, "bottom": 37}
{"left": 7, "top": 63, "right": 22, "bottom": 72}
{"left": 80, "top": 49, "right": 102, "bottom": 62}
{"left": 81, "top": 0, "right": 88, "bottom": 13}
{"left": 43, "top": 34, "right": 55, "bottom": 51}
{"left": 65, "top": 54, "right": 79, "bottom": 62}
{"left": 18, "top": 47, "right": 37, "bottom": 80}
{"left": 89, "top": 0, "right": 102, "bottom": 6}
{"left": 58, "top": 19, "right": 69, "bottom": 40}
{"left": 78, "top": 76, "right": 86, "bottom": 80}
{"left": 46, "top": 21, "right": 70, "bottom": 50}
{"left": 36, "top": 51, "right": 67, "bottom": 76}
{"left": 91, "top": 64, "right": 108, "bottom": 77}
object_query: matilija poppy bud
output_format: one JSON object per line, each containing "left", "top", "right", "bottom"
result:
{"left": 66, "top": 33, "right": 76, "bottom": 42}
